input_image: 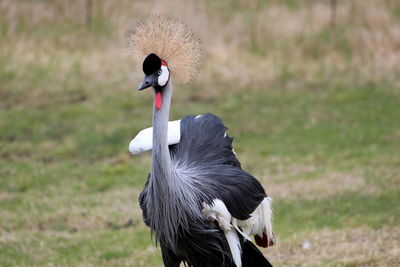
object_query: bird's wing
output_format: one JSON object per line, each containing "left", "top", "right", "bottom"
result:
{"left": 171, "top": 113, "right": 241, "bottom": 168}
{"left": 138, "top": 174, "right": 150, "bottom": 227}
{"left": 171, "top": 114, "right": 265, "bottom": 218}
{"left": 129, "top": 120, "right": 181, "bottom": 155}
{"left": 171, "top": 114, "right": 275, "bottom": 248}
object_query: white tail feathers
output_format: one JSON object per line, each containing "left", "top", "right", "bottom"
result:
{"left": 261, "top": 197, "right": 275, "bottom": 245}
{"left": 236, "top": 197, "right": 275, "bottom": 245}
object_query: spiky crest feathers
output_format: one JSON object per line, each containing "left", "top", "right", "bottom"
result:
{"left": 129, "top": 14, "right": 202, "bottom": 83}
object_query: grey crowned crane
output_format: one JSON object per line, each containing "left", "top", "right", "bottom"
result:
{"left": 129, "top": 15, "right": 275, "bottom": 267}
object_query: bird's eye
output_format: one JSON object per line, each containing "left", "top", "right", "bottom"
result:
{"left": 157, "top": 69, "right": 162, "bottom": 75}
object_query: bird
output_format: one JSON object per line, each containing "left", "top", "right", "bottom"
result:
{"left": 129, "top": 15, "right": 275, "bottom": 267}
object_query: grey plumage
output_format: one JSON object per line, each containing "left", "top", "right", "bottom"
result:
{"left": 138, "top": 78, "right": 272, "bottom": 266}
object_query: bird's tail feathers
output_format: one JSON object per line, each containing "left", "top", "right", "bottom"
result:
{"left": 255, "top": 197, "right": 275, "bottom": 247}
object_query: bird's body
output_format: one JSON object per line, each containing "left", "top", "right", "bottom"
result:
{"left": 129, "top": 15, "right": 274, "bottom": 267}
{"left": 133, "top": 83, "right": 274, "bottom": 267}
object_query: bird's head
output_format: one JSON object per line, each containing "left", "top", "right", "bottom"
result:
{"left": 138, "top": 53, "right": 170, "bottom": 91}
{"left": 130, "top": 15, "right": 201, "bottom": 109}
{"left": 137, "top": 53, "right": 170, "bottom": 110}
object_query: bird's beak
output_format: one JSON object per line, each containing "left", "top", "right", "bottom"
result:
{"left": 138, "top": 73, "right": 158, "bottom": 91}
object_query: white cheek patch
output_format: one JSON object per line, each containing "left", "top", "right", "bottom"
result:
{"left": 158, "top": 66, "right": 169, "bottom": 86}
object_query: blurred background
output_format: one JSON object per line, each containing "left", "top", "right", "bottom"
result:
{"left": 1, "top": 0, "right": 399, "bottom": 266}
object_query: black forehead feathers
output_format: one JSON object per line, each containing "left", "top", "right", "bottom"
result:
{"left": 143, "top": 53, "right": 161, "bottom": 75}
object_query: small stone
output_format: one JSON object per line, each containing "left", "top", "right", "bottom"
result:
{"left": 301, "top": 241, "right": 311, "bottom": 249}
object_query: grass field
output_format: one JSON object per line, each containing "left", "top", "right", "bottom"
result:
{"left": 1, "top": 0, "right": 400, "bottom": 266}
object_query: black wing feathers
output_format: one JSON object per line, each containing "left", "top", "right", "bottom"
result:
{"left": 174, "top": 113, "right": 241, "bottom": 168}
{"left": 172, "top": 113, "right": 266, "bottom": 220}
{"left": 207, "top": 167, "right": 265, "bottom": 220}
{"left": 138, "top": 174, "right": 150, "bottom": 227}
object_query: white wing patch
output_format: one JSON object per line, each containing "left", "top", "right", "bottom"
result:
{"left": 129, "top": 120, "right": 181, "bottom": 155}
{"left": 224, "top": 230, "right": 242, "bottom": 267}
{"left": 202, "top": 197, "right": 275, "bottom": 267}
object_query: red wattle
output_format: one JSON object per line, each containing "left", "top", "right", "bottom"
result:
{"left": 155, "top": 92, "right": 162, "bottom": 110}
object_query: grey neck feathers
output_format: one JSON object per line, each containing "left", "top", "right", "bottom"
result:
{"left": 147, "top": 79, "right": 206, "bottom": 251}
{"left": 148, "top": 79, "right": 180, "bottom": 248}
{"left": 151, "top": 79, "right": 173, "bottom": 179}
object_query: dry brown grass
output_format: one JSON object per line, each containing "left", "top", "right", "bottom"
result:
{"left": 268, "top": 171, "right": 379, "bottom": 200}
{"left": 267, "top": 226, "right": 400, "bottom": 266}
{"left": 2, "top": 0, "right": 399, "bottom": 89}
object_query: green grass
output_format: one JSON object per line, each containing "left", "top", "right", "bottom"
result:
{"left": 1, "top": 0, "right": 399, "bottom": 266}
{"left": 276, "top": 190, "right": 400, "bottom": 236}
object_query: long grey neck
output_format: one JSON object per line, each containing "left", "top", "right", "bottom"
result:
{"left": 151, "top": 79, "right": 174, "bottom": 182}
{"left": 147, "top": 79, "right": 204, "bottom": 250}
